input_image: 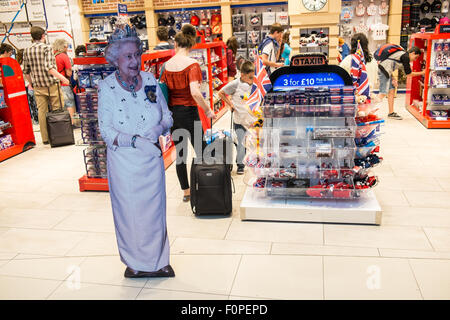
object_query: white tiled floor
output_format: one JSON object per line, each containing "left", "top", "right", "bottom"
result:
{"left": 0, "top": 96, "right": 449, "bottom": 299}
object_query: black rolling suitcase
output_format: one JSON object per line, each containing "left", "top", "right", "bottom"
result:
{"left": 46, "top": 84, "right": 74, "bottom": 148}
{"left": 190, "top": 118, "right": 234, "bottom": 216}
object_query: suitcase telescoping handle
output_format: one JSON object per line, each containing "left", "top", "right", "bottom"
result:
{"left": 47, "top": 83, "right": 64, "bottom": 112}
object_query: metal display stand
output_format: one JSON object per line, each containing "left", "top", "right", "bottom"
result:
{"left": 240, "top": 61, "right": 382, "bottom": 225}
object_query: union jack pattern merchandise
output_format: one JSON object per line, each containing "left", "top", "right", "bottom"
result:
{"left": 247, "top": 54, "right": 272, "bottom": 113}
{"left": 350, "top": 40, "right": 370, "bottom": 97}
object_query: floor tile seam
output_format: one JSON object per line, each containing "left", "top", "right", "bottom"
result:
{"left": 0, "top": 224, "right": 112, "bottom": 232}
{"left": 379, "top": 222, "right": 450, "bottom": 228}
{"left": 228, "top": 255, "right": 243, "bottom": 297}
{"left": 171, "top": 252, "right": 273, "bottom": 256}
{"left": 60, "top": 232, "right": 92, "bottom": 257}
{"left": 222, "top": 218, "right": 235, "bottom": 241}
{"left": 322, "top": 256, "right": 325, "bottom": 300}
{"left": 0, "top": 255, "right": 87, "bottom": 278}
{"left": 48, "top": 211, "right": 79, "bottom": 231}
{"left": 0, "top": 226, "right": 101, "bottom": 236}
{"left": 0, "top": 272, "right": 71, "bottom": 283}
{"left": 138, "top": 286, "right": 232, "bottom": 298}
{"left": 50, "top": 227, "right": 116, "bottom": 234}
{"left": 421, "top": 227, "right": 436, "bottom": 251}
{"left": 44, "top": 280, "right": 66, "bottom": 300}
{"left": 406, "top": 259, "right": 425, "bottom": 300}
{"left": 63, "top": 254, "right": 119, "bottom": 258}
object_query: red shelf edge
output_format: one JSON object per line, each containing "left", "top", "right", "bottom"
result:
{"left": 78, "top": 145, "right": 177, "bottom": 192}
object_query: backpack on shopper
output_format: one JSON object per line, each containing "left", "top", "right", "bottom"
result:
{"left": 374, "top": 44, "right": 404, "bottom": 63}
{"left": 257, "top": 36, "right": 280, "bottom": 74}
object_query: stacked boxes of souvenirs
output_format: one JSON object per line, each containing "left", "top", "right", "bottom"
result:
{"left": 76, "top": 64, "right": 115, "bottom": 178}
{"left": 245, "top": 85, "right": 381, "bottom": 199}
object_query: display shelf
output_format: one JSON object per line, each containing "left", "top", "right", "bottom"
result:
{"left": 76, "top": 50, "right": 177, "bottom": 192}
{"left": 191, "top": 41, "right": 229, "bottom": 131}
{"left": 0, "top": 122, "right": 11, "bottom": 131}
{"left": 406, "top": 25, "right": 450, "bottom": 128}
{"left": 242, "top": 64, "right": 381, "bottom": 223}
{"left": 0, "top": 57, "right": 36, "bottom": 162}
{"left": 240, "top": 187, "right": 382, "bottom": 225}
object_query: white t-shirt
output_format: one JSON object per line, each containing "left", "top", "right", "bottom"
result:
{"left": 370, "top": 23, "right": 389, "bottom": 41}
{"left": 221, "top": 78, "right": 256, "bottom": 128}
{"left": 261, "top": 40, "right": 277, "bottom": 74}
{"left": 354, "top": 22, "right": 369, "bottom": 35}
{"left": 367, "top": 3, "right": 378, "bottom": 16}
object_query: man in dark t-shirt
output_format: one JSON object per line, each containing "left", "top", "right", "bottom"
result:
{"left": 377, "top": 46, "right": 425, "bottom": 120}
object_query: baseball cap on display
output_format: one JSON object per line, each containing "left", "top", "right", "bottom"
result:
{"left": 167, "top": 15, "right": 175, "bottom": 26}
{"left": 420, "top": 0, "right": 431, "bottom": 13}
{"left": 431, "top": 0, "right": 442, "bottom": 13}
{"left": 158, "top": 16, "right": 168, "bottom": 26}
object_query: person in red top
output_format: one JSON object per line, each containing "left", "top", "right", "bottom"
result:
{"left": 160, "top": 24, "right": 216, "bottom": 202}
{"left": 53, "top": 38, "right": 76, "bottom": 125}
{"left": 226, "top": 37, "right": 238, "bottom": 81}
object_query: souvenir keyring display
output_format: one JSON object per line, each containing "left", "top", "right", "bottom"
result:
{"left": 240, "top": 61, "right": 382, "bottom": 225}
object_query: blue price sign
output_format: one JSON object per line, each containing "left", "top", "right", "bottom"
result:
{"left": 117, "top": 3, "right": 128, "bottom": 16}
{"left": 273, "top": 72, "right": 345, "bottom": 91}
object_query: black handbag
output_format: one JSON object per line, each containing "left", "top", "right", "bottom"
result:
{"left": 46, "top": 84, "right": 75, "bottom": 147}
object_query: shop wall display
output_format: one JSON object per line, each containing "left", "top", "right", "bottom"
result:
{"left": 0, "top": 0, "right": 83, "bottom": 57}
{"left": 231, "top": 3, "right": 289, "bottom": 61}
{"left": 155, "top": 7, "right": 223, "bottom": 44}
{"left": 88, "top": 14, "right": 148, "bottom": 49}
{"left": 299, "top": 27, "right": 329, "bottom": 56}
{"left": 400, "top": 0, "right": 450, "bottom": 49}
{"left": 340, "top": 0, "right": 391, "bottom": 53}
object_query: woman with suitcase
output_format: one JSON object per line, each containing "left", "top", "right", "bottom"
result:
{"left": 98, "top": 24, "right": 175, "bottom": 278}
{"left": 160, "top": 24, "right": 216, "bottom": 202}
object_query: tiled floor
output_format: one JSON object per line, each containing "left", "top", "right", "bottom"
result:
{"left": 0, "top": 96, "right": 449, "bottom": 300}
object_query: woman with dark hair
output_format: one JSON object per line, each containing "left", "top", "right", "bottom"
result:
{"left": 226, "top": 36, "right": 238, "bottom": 81}
{"left": 160, "top": 24, "right": 216, "bottom": 202}
{"left": 339, "top": 33, "right": 378, "bottom": 99}
{"left": 279, "top": 32, "right": 291, "bottom": 66}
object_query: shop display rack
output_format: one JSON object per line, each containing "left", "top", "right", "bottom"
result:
{"left": 240, "top": 64, "right": 382, "bottom": 225}
{"left": 406, "top": 24, "right": 450, "bottom": 128}
{"left": 77, "top": 42, "right": 228, "bottom": 191}
{"left": 188, "top": 41, "right": 229, "bottom": 131}
{"left": 0, "top": 57, "right": 35, "bottom": 162}
{"left": 75, "top": 51, "right": 175, "bottom": 192}
{"left": 231, "top": 3, "right": 289, "bottom": 61}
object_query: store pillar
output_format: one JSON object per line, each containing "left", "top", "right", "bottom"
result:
{"left": 387, "top": 0, "right": 403, "bottom": 45}
{"left": 78, "top": 0, "right": 91, "bottom": 44}
{"left": 221, "top": 0, "right": 232, "bottom": 43}
{"left": 144, "top": 0, "right": 158, "bottom": 49}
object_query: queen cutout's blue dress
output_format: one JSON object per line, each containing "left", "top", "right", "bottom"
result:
{"left": 98, "top": 71, "right": 173, "bottom": 272}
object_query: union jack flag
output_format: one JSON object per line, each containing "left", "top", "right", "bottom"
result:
{"left": 350, "top": 40, "right": 370, "bottom": 97}
{"left": 247, "top": 54, "right": 272, "bottom": 113}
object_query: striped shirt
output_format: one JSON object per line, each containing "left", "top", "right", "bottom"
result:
{"left": 23, "top": 42, "right": 59, "bottom": 88}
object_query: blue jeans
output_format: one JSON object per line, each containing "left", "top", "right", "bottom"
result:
{"left": 378, "top": 69, "right": 395, "bottom": 95}
{"left": 234, "top": 122, "right": 247, "bottom": 167}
